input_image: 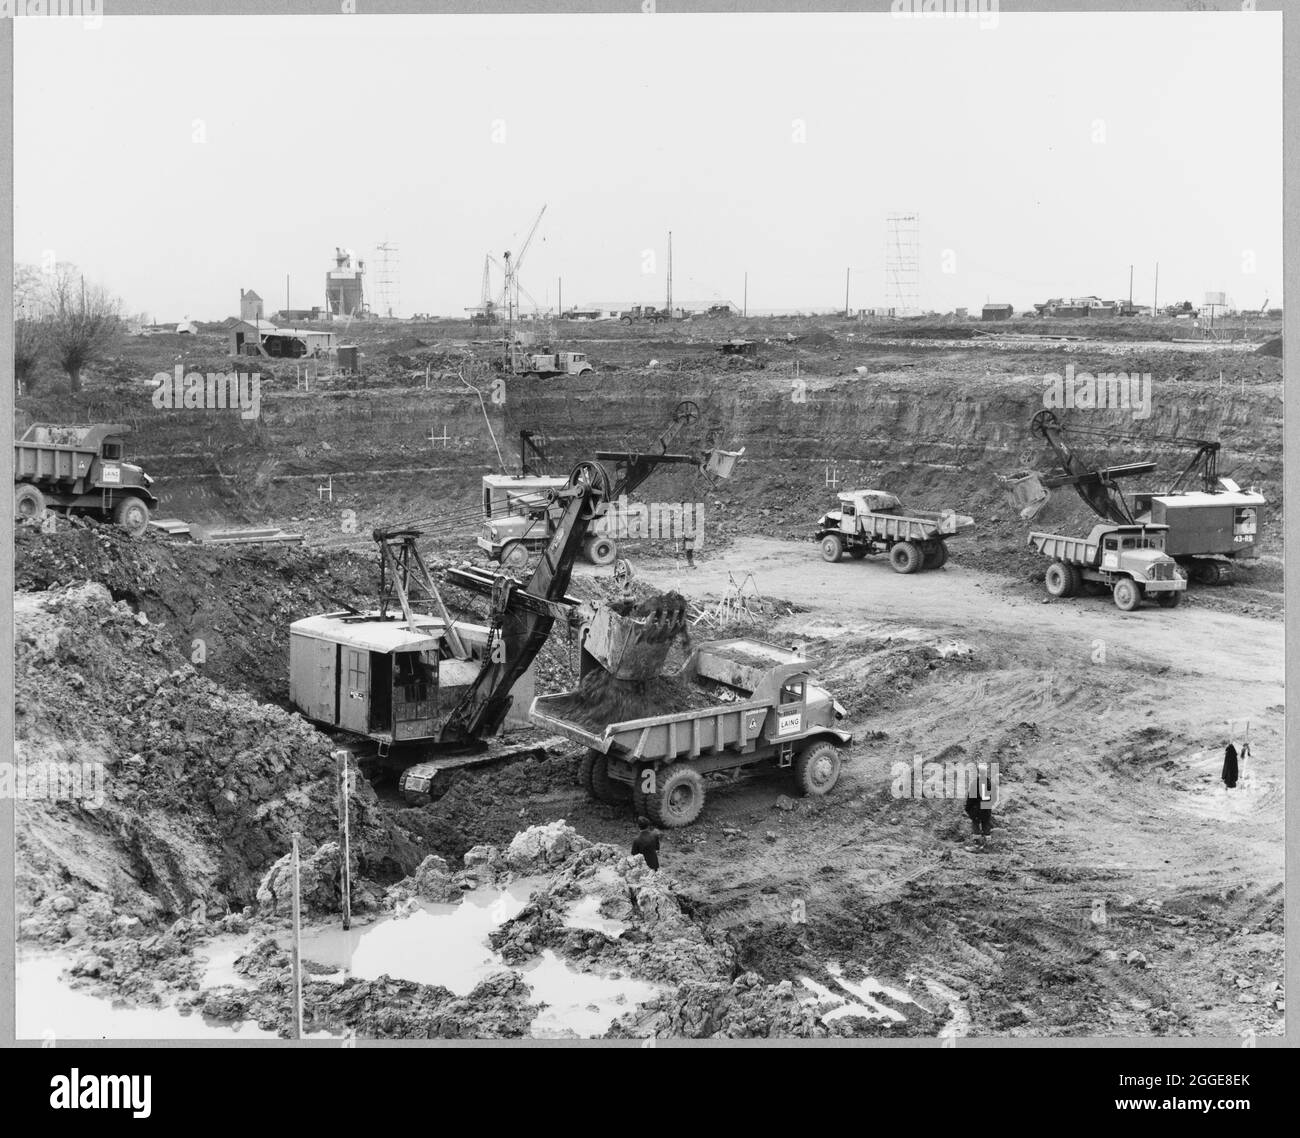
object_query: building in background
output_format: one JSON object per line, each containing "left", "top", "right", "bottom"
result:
{"left": 240, "top": 289, "right": 264, "bottom": 323}
{"left": 326, "top": 248, "right": 367, "bottom": 318}
{"left": 981, "top": 303, "right": 1014, "bottom": 321}
{"left": 230, "top": 321, "right": 337, "bottom": 358}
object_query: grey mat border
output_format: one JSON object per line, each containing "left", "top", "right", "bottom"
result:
{"left": 0, "top": 0, "right": 1293, "bottom": 1050}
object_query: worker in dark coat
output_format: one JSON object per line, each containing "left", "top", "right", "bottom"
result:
{"left": 964, "top": 763, "right": 993, "bottom": 836}
{"left": 631, "top": 816, "right": 661, "bottom": 871}
{"left": 1222, "top": 742, "right": 1239, "bottom": 789}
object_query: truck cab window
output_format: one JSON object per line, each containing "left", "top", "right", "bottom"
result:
{"left": 780, "top": 680, "right": 805, "bottom": 705}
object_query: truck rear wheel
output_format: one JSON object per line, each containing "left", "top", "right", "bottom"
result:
{"left": 584, "top": 535, "right": 618, "bottom": 566}
{"left": 1112, "top": 577, "right": 1142, "bottom": 611}
{"left": 889, "top": 541, "right": 922, "bottom": 574}
{"left": 589, "top": 751, "right": 630, "bottom": 804}
{"left": 1045, "top": 560, "right": 1077, "bottom": 598}
{"left": 15, "top": 484, "right": 46, "bottom": 524}
{"left": 645, "top": 766, "right": 705, "bottom": 828}
{"left": 820, "top": 534, "right": 843, "bottom": 562}
{"left": 793, "top": 741, "right": 842, "bottom": 797}
{"left": 1156, "top": 590, "right": 1182, "bottom": 608}
{"left": 113, "top": 496, "right": 151, "bottom": 538}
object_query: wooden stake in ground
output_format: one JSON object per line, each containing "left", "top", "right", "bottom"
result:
{"left": 291, "top": 832, "right": 304, "bottom": 1040}
{"left": 337, "top": 751, "right": 352, "bottom": 931}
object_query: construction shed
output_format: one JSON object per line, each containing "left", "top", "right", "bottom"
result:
{"left": 229, "top": 321, "right": 337, "bottom": 359}
{"left": 981, "top": 304, "right": 1014, "bottom": 321}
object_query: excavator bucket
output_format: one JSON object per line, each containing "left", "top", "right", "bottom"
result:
{"left": 583, "top": 592, "right": 689, "bottom": 681}
{"left": 1000, "top": 472, "right": 1051, "bottom": 520}
{"left": 704, "top": 446, "right": 745, "bottom": 480}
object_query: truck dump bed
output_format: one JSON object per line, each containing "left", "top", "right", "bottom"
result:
{"left": 1027, "top": 530, "right": 1101, "bottom": 566}
{"left": 529, "top": 638, "right": 815, "bottom": 763}
{"left": 15, "top": 423, "right": 127, "bottom": 483}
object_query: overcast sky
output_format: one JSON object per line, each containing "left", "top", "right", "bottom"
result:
{"left": 14, "top": 10, "right": 1282, "bottom": 319}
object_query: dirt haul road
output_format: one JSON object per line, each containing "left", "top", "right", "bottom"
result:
{"left": 566, "top": 537, "right": 1284, "bottom": 1037}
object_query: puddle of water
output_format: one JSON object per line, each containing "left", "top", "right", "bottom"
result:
{"left": 16, "top": 954, "right": 281, "bottom": 1041}
{"left": 295, "top": 880, "right": 660, "bottom": 1038}
{"left": 198, "top": 933, "right": 260, "bottom": 990}
{"left": 524, "top": 950, "right": 659, "bottom": 1038}
{"left": 295, "top": 880, "right": 538, "bottom": 995}
{"left": 563, "top": 894, "right": 628, "bottom": 937}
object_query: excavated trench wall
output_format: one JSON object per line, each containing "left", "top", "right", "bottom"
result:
{"left": 18, "top": 359, "right": 1283, "bottom": 551}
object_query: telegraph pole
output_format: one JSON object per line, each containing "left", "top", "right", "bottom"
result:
{"left": 290, "top": 833, "right": 303, "bottom": 1040}
{"left": 665, "top": 231, "right": 676, "bottom": 318}
{"left": 844, "top": 268, "right": 851, "bottom": 318}
{"left": 1128, "top": 264, "right": 1133, "bottom": 308}
{"left": 743, "top": 272, "right": 748, "bottom": 318}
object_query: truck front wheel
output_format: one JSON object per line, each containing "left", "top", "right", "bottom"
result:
{"left": 1112, "top": 577, "right": 1142, "bottom": 611}
{"left": 645, "top": 766, "right": 705, "bottom": 828}
{"left": 15, "top": 484, "right": 46, "bottom": 524}
{"left": 113, "top": 496, "right": 151, "bottom": 538}
{"left": 820, "top": 534, "right": 843, "bottom": 562}
{"left": 499, "top": 540, "right": 530, "bottom": 574}
{"left": 889, "top": 541, "right": 922, "bottom": 574}
{"left": 793, "top": 741, "right": 842, "bottom": 797}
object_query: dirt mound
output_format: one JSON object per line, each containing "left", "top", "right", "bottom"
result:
{"left": 15, "top": 583, "right": 426, "bottom": 936}
{"left": 1255, "top": 336, "right": 1282, "bottom": 358}
{"left": 14, "top": 522, "right": 379, "bottom": 705}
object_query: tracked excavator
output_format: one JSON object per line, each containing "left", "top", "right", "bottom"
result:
{"left": 288, "top": 401, "right": 742, "bottom": 800}
{"left": 1021, "top": 409, "right": 1264, "bottom": 583}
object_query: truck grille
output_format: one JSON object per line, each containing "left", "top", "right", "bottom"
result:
{"left": 1149, "top": 563, "right": 1175, "bottom": 581}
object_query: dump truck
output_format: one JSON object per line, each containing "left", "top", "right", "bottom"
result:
{"left": 518, "top": 351, "right": 594, "bottom": 378}
{"left": 530, "top": 636, "right": 851, "bottom": 827}
{"left": 1027, "top": 522, "right": 1187, "bottom": 611}
{"left": 816, "top": 489, "right": 974, "bottom": 572}
{"left": 619, "top": 306, "right": 668, "bottom": 324}
{"left": 14, "top": 423, "right": 158, "bottom": 537}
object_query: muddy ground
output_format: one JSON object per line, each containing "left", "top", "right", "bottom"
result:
{"left": 12, "top": 317, "right": 1284, "bottom": 1039}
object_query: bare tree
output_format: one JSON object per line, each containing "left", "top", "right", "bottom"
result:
{"left": 13, "top": 263, "right": 46, "bottom": 396}
{"left": 44, "top": 262, "right": 122, "bottom": 392}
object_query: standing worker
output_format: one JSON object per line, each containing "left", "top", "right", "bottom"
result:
{"left": 631, "top": 816, "right": 661, "bottom": 871}
{"left": 1222, "top": 741, "right": 1239, "bottom": 789}
{"left": 963, "top": 760, "right": 995, "bottom": 837}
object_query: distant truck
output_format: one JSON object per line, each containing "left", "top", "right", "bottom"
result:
{"left": 816, "top": 489, "right": 974, "bottom": 572}
{"left": 531, "top": 636, "right": 852, "bottom": 827}
{"left": 14, "top": 423, "right": 158, "bottom": 537}
{"left": 477, "top": 473, "right": 619, "bottom": 570}
{"left": 619, "top": 306, "right": 668, "bottom": 324}
{"left": 518, "top": 351, "right": 594, "bottom": 378}
{"left": 1027, "top": 523, "right": 1187, "bottom": 610}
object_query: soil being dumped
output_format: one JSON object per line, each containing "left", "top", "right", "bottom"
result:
{"left": 547, "top": 668, "right": 720, "bottom": 731}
